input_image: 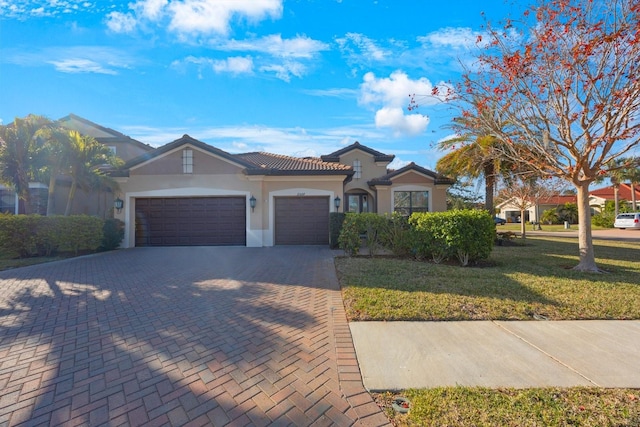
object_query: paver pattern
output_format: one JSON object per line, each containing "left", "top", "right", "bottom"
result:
{"left": 0, "top": 247, "right": 389, "bottom": 426}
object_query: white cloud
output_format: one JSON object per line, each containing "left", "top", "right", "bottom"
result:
{"left": 259, "top": 60, "right": 305, "bottom": 82}
{"left": 133, "top": 0, "right": 167, "bottom": 21}
{"left": 168, "top": 0, "right": 281, "bottom": 36}
{"left": 3, "top": 45, "right": 133, "bottom": 74}
{"left": 336, "top": 32, "right": 390, "bottom": 63}
{"left": 120, "top": 123, "right": 386, "bottom": 157}
{"left": 217, "top": 34, "right": 328, "bottom": 58}
{"left": 105, "top": 11, "right": 137, "bottom": 33}
{"left": 417, "top": 27, "right": 484, "bottom": 51}
{"left": 212, "top": 56, "right": 253, "bottom": 74}
{"left": 374, "top": 107, "right": 429, "bottom": 137}
{"left": 301, "top": 88, "right": 358, "bottom": 99}
{"left": 359, "top": 70, "right": 444, "bottom": 136}
{"left": 171, "top": 55, "right": 253, "bottom": 77}
{"left": 48, "top": 58, "right": 118, "bottom": 74}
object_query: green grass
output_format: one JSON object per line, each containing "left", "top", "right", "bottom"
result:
{"left": 336, "top": 237, "right": 640, "bottom": 321}
{"left": 339, "top": 237, "right": 640, "bottom": 426}
{"left": 375, "top": 388, "right": 640, "bottom": 427}
{"left": 0, "top": 249, "right": 72, "bottom": 271}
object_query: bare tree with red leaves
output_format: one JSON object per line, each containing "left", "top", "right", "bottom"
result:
{"left": 455, "top": 0, "right": 640, "bottom": 271}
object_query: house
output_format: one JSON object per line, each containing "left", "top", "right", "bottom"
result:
{"left": 41, "top": 114, "right": 156, "bottom": 218}
{"left": 496, "top": 195, "right": 577, "bottom": 223}
{"left": 112, "top": 135, "right": 453, "bottom": 248}
{"left": 0, "top": 115, "right": 155, "bottom": 216}
{"left": 589, "top": 183, "right": 640, "bottom": 211}
{"left": 497, "top": 183, "right": 640, "bottom": 223}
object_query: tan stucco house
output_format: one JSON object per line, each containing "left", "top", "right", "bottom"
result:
{"left": 6, "top": 114, "right": 453, "bottom": 247}
{"left": 112, "top": 135, "right": 453, "bottom": 248}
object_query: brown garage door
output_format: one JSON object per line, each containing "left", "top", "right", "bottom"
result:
{"left": 275, "top": 196, "right": 329, "bottom": 245}
{"left": 135, "top": 197, "right": 246, "bottom": 246}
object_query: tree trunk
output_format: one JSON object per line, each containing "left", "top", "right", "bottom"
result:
{"left": 484, "top": 165, "right": 495, "bottom": 213}
{"left": 64, "top": 179, "right": 77, "bottom": 216}
{"left": 573, "top": 182, "right": 599, "bottom": 272}
{"left": 46, "top": 174, "right": 57, "bottom": 216}
{"left": 631, "top": 183, "right": 637, "bottom": 211}
{"left": 520, "top": 209, "right": 526, "bottom": 240}
{"left": 614, "top": 185, "right": 619, "bottom": 216}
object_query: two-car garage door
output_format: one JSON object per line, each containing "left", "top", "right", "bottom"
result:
{"left": 135, "top": 197, "right": 246, "bottom": 246}
{"left": 134, "top": 195, "right": 330, "bottom": 246}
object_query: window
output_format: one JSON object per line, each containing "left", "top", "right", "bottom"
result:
{"left": 182, "top": 149, "right": 193, "bottom": 174}
{"left": 0, "top": 188, "right": 16, "bottom": 214}
{"left": 394, "top": 191, "right": 429, "bottom": 216}
{"left": 346, "top": 193, "right": 369, "bottom": 213}
{"left": 353, "top": 160, "right": 361, "bottom": 179}
{"left": 108, "top": 146, "right": 117, "bottom": 155}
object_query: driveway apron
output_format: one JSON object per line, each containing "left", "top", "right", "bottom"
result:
{"left": 0, "top": 247, "right": 389, "bottom": 427}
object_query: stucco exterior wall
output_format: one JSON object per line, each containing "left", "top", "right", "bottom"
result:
{"left": 116, "top": 172, "right": 344, "bottom": 248}
{"left": 131, "top": 147, "right": 242, "bottom": 175}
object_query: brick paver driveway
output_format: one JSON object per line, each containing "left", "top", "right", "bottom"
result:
{"left": 0, "top": 247, "right": 389, "bottom": 426}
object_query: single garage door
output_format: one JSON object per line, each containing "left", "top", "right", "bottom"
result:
{"left": 275, "top": 196, "right": 329, "bottom": 245}
{"left": 135, "top": 197, "right": 246, "bottom": 246}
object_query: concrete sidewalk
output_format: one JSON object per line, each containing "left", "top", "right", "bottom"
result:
{"left": 350, "top": 320, "right": 640, "bottom": 391}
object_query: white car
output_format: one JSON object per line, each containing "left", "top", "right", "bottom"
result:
{"left": 613, "top": 212, "right": 640, "bottom": 229}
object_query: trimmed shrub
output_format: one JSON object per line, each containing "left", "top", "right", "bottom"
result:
{"left": 409, "top": 210, "right": 495, "bottom": 266}
{"left": 100, "top": 218, "right": 125, "bottom": 251}
{"left": 329, "top": 213, "right": 346, "bottom": 249}
{"left": 0, "top": 214, "right": 104, "bottom": 258}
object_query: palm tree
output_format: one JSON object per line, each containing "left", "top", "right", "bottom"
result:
{"left": 436, "top": 134, "right": 507, "bottom": 213}
{"left": 0, "top": 115, "right": 52, "bottom": 214}
{"left": 34, "top": 125, "right": 73, "bottom": 216}
{"left": 64, "top": 130, "right": 120, "bottom": 216}
{"left": 600, "top": 158, "right": 638, "bottom": 215}
{"left": 621, "top": 159, "right": 640, "bottom": 211}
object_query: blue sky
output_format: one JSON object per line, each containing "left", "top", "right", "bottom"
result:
{"left": 1, "top": 0, "right": 527, "bottom": 170}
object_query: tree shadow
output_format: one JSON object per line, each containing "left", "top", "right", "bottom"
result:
{"left": 0, "top": 247, "right": 348, "bottom": 426}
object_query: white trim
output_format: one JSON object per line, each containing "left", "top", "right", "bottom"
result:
{"left": 266, "top": 188, "right": 336, "bottom": 247}
{"left": 122, "top": 187, "right": 258, "bottom": 248}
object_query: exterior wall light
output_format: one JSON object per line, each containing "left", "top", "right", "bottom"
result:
{"left": 334, "top": 196, "right": 341, "bottom": 210}
{"left": 114, "top": 197, "right": 124, "bottom": 213}
{"left": 249, "top": 195, "right": 257, "bottom": 212}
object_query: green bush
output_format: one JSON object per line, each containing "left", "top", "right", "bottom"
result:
{"left": 541, "top": 208, "right": 560, "bottom": 225}
{"left": 100, "top": 218, "right": 125, "bottom": 251}
{"left": 338, "top": 213, "right": 390, "bottom": 256}
{"left": 329, "top": 213, "right": 346, "bottom": 249}
{"left": 409, "top": 210, "right": 495, "bottom": 265}
{"left": 0, "top": 214, "right": 104, "bottom": 258}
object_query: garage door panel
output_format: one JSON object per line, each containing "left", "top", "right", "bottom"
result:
{"left": 135, "top": 197, "right": 246, "bottom": 246}
{"left": 275, "top": 197, "right": 329, "bottom": 245}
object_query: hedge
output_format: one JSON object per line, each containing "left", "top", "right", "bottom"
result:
{"left": 337, "top": 210, "right": 495, "bottom": 266}
{"left": 0, "top": 214, "right": 122, "bottom": 258}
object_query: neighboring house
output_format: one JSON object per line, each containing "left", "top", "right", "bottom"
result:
{"left": 589, "top": 184, "right": 640, "bottom": 211}
{"left": 0, "top": 183, "right": 48, "bottom": 215}
{"left": 497, "top": 183, "right": 640, "bottom": 223}
{"left": 112, "top": 136, "right": 453, "bottom": 248}
{"left": 497, "top": 195, "right": 577, "bottom": 223}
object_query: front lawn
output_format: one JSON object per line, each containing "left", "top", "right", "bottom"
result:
{"left": 336, "top": 237, "right": 640, "bottom": 321}
{"left": 375, "top": 388, "right": 640, "bottom": 427}
{"left": 338, "top": 237, "right": 640, "bottom": 426}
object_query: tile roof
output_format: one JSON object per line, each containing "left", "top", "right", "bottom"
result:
{"left": 368, "top": 162, "right": 455, "bottom": 186}
{"left": 590, "top": 183, "right": 640, "bottom": 201}
{"left": 236, "top": 152, "right": 353, "bottom": 175}
{"left": 321, "top": 141, "right": 395, "bottom": 163}
{"left": 537, "top": 195, "right": 577, "bottom": 205}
